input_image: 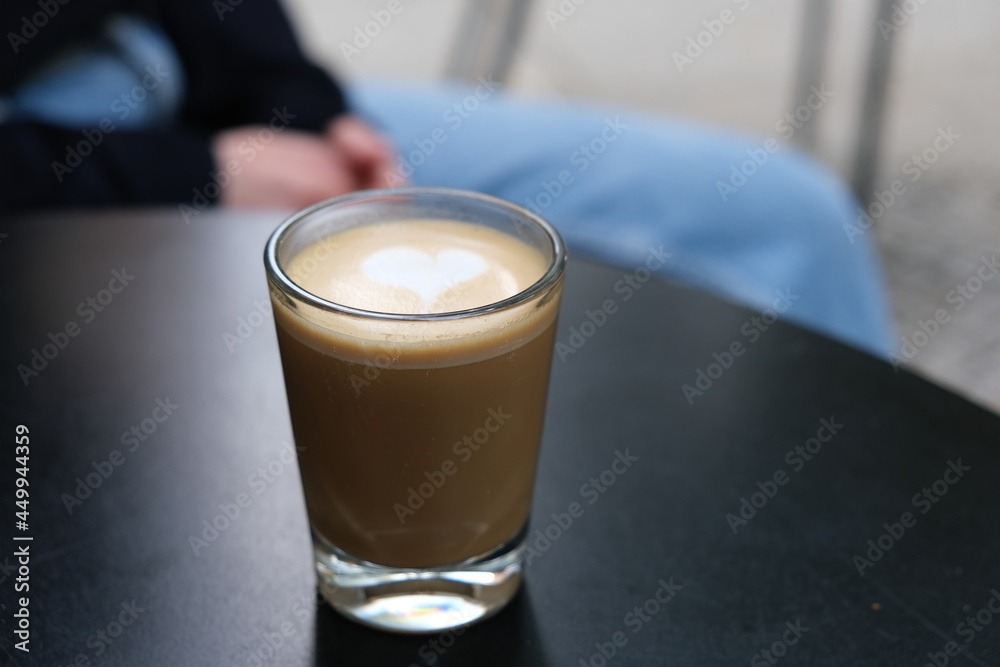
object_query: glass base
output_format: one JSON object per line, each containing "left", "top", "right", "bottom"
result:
{"left": 313, "top": 529, "right": 526, "bottom": 633}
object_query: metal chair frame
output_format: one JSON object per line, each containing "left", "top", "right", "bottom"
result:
{"left": 450, "top": 0, "right": 899, "bottom": 204}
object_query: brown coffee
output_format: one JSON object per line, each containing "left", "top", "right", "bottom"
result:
{"left": 271, "top": 220, "right": 561, "bottom": 568}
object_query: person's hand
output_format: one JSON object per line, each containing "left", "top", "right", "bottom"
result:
{"left": 324, "top": 114, "right": 398, "bottom": 190}
{"left": 212, "top": 115, "right": 398, "bottom": 209}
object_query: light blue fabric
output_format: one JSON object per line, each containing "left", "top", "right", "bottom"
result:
{"left": 1, "top": 17, "right": 894, "bottom": 357}
{"left": 350, "top": 81, "right": 894, "bottom": 357}
{"left": 0, "top": 15, "right": 183, "bottom": 129}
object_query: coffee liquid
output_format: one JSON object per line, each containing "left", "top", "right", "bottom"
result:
{"left": 272, "top": 220, "right": 560, "bottom": 568}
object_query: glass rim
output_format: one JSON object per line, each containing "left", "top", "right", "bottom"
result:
{"left": 264, "top": 187, "right": 567, "bottom": 322}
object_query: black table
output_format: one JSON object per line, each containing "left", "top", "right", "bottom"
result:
{"left": 1, "top": 210, "right": 998, "bottom": 666}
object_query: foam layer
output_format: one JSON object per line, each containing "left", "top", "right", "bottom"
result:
{"left": 286, "top": 220, "right": 548, "bottom": 315}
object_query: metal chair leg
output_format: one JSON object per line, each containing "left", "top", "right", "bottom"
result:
{"left": 791, "top": 0, "right": 832, "bottom": 154}
{"left": 447, "top": 0, "right": 533, "bottom": 83}
{"left": 851, "top": 0, "right": 900, "bottom": 203}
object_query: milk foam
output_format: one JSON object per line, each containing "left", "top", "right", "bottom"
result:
{"left": 361, "top": 247, "right": 488, "bottom": 309}
{"left": 287, "top": 220, "right": 547, "bottom": 315}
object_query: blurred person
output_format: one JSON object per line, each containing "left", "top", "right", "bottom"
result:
{"left": 0, "top": 0, "right": 893, "bottom": 356}
{"left": 1, "top": 1, "right": 391, "bottom": 209}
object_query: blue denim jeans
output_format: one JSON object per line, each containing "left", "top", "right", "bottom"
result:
{"left": 352, "top": 81, "right": 893, "bottom": 356}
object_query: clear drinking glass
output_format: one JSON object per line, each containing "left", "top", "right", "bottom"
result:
{"left": 264, "top": 188, "right": 566, "bottom": 633}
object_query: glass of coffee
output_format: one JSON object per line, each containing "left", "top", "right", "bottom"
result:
{"left": 264, "top": 188, "right": 566, "bottom": 633}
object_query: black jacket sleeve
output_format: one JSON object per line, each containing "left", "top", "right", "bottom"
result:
{"left": 0, "top": 0, "right": 349, "bottom": 210}
{"left": 156, "top": 0, "right": 348, "bottom": 132}
{"left": 0, "top": 122, "right": 217, "bottom": 207}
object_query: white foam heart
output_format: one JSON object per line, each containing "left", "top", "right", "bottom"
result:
{"left": 362, "top": 246, "right": 488, "bottom": 309}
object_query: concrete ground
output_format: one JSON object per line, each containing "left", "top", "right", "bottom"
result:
{"left": 284, "top": 0, "right": 1000, "bottom": 412}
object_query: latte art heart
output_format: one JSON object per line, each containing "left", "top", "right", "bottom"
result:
{"left": 285, "top": 220, "right": 545, "bottom": 315}
{"left": 362, "top": 247, "right": 489, "bottom": 308}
